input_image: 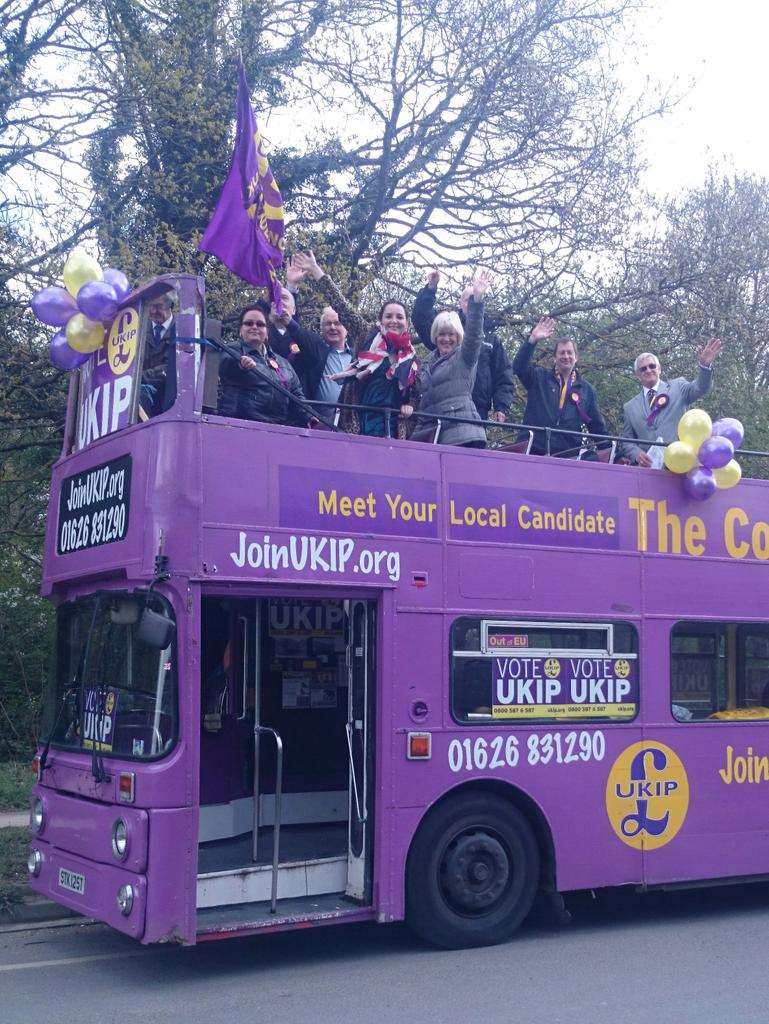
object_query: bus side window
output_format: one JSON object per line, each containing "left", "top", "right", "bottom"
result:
{"left": 671, "top": 622, "right": 769, "bottom": 722}
{"left": 453, "top": 658, "right": 492, "bottom": 720}
{"left": 738, "top": 624, "right": 769, "bottom": 711}
{"left": 450, "top": 616, "right": 638, "bottom": 726}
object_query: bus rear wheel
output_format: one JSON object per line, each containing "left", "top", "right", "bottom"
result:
{"left": 406, "top": 792, "right": 539, "bottom": 949}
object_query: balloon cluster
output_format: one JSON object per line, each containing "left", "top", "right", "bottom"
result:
{"left": 31, "top": 249, "right": 130, "bottom": 370}
{"left": 663, "top": 410, "right": 744, "bottom": 500}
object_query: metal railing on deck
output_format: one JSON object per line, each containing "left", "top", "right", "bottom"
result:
{"left": 196, "top": 335, "right": 769, "bottom": 470}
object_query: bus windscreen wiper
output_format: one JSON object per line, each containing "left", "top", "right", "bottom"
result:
{"left": 40, "top": 596, "right": 102, "bottom": 776}
{"left": 38, "top": 684, "right": 77, "bottom": 775}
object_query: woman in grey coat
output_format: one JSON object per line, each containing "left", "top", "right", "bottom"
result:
{"left": 411, "top": 270, "right": 491, "bottom": 447}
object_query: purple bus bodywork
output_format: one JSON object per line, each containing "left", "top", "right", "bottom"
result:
{"left": 29, "top": 276, "right": 769, "bottom": 946}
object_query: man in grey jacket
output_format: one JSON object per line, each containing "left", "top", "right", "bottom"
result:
{"left": 621, "top": 338, "right": 722, "bottom": 466}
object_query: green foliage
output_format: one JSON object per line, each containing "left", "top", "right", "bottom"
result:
{"left": 0, "top": 763, "right": 33, "bottom": 812}
{"left": 2, "top": 2, "right": 769, "bottom": 759}
{"left": 0, "top": 277, "right": 62, "bottom": 760}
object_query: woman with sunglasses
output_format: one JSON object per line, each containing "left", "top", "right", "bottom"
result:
{"left": 218, "top": 304, "right": 313, "bottom": 426}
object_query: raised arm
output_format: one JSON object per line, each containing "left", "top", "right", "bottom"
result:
{"left": 461, "top": 270, "right": 491, "bottom": 368}
{"left": 412, "top": 270, "right": 440, "bottom": 350}
{"left": 292, "top": 251, "right": 372, "bottom": 345}
{"left": 681, "top": 337, "right": 721, "bottom": 403}
{"left": 513, "top": 316, "right": 555, "bottom": 388}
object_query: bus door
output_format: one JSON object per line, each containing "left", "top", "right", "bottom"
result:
{"left": 345, "top": 599, "right": 375, "bottom": 900}
{"left": 199, "top": 599, "right": 255, "bottom": 840}
{"left": 197, "top": 595, "right": 375, "bottom": 912}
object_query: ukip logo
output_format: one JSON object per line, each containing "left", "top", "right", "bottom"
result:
{"left": 107, "top": 306, "right": 139, "bottom": 376}
{"left": 605, "top": 741, "right": 689, "bottom": 850}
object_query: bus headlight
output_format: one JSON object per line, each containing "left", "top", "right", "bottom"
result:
{"left": 30, "top": 796, "right": 45, "bottom": 834}
{"left": 117, "top": 884, "right": 134, "bottom": 916}
{"left": 111, "top": 819, "right": 129, "bottom": 861}
{"left": 27, "top": 849, "right": 43, "bottom": 877}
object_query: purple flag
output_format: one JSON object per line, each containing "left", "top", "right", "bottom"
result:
{"left": 199, "top": 64, "right": 286, "bottom": 309}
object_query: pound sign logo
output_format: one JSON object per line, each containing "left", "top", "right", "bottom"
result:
{"left": 605, "top": 741, "right": 689, "bottom": 850}
{"left": 107, "top": 307, "right": 139, "bottom": 376}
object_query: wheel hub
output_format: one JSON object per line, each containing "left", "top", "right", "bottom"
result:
{"left": 441, "top": 832, "right": 510, "bottom": 912}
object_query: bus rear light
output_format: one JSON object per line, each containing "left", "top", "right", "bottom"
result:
{"left": 118, "top": 772, "right": 135, "bottom": 804}
{"left": 407, "top": 733, "right": 431, "bottom": 759}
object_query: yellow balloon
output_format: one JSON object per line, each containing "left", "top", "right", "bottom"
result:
{"left": 66, "top": 313, "right": 105, "bottom": 353}
{"left": 62, "top": 247, "right": 102, "bottom": 299}
{"left": 677, "top": 408, "right": 712, "bottom": 449}
{"left": 663, "top": 440, "right": 698, "bottom": 474}
{"left": 712, "top": 459, "right": 742, "bottom": 490}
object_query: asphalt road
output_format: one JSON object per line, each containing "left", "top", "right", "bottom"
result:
{"left": 3, "top": 883, "right": 769, "bottom": 1024}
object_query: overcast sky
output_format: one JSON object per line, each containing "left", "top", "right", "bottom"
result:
{"left": 630, "top": 1, "right": 768, "bottom": 197}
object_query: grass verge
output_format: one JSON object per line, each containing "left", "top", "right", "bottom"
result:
{"left": 0, "top": 828, "right": 28, "bottom": 917}
{"left": 0, "top": 761, "right": 33, "bottom": 812}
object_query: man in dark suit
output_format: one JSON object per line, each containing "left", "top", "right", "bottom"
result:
{"left": 621, "top": 339, "right": 721, "bottom": 466}
{"left": 513, "top": 316, "right": 607, "bottom": 458}
{"left": 141, "top": 293, "right": 177, "bottom": 417}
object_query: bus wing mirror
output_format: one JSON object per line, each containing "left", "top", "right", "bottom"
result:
{"left": 138, "top": 606, "right": 176, "bottom": 649}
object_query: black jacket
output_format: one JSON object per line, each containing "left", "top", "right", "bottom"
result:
{"left": 412, "top": 285, "right": 514, "bottom": 419}
{"left": 512, "top": 340, "right": 607, "bottom": 456}
{"left": 218, "top": 341, "right": 310, "bottom": 426}
{"left": 141, "top": 319, "right": 177, "bottom": 415}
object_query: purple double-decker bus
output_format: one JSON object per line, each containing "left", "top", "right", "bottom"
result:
{"left": 28, "top": 273, "right": 769, "bottom": 948}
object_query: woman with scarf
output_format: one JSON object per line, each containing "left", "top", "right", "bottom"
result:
{"left": 411, "top": 270, "right": 491, "bottom": 448}
{"left": 291, "top": 251, "right": 417, "bottom": 437}
{"left": 330, "top": 299, "right": 417, "bottom": 437}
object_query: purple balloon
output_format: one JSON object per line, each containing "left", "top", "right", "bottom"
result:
{"left": 102, "top": 268, "right": 130, "bottom": 302}
{"left": 76, "top": 280, "right": 119, "bottom": 321}
{"left": 683, "top": 466, "right": 717, "bottom": 501}
{"left": 31, "top": 286, "right": 78, "bottom": 327}
{"left": 49, "top": 330, "right": 90, "bottom": 371}
{"left": 712, "top": 417, "right": 744, "bottom": 450}
{"left": 698, "top": 435, "right": 734, "bottom": 469}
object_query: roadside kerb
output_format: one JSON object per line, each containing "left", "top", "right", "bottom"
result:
{"left": 0, "top": 813, "right": 28, "bottom": 829}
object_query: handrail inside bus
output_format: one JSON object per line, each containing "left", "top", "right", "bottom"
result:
{"left": 345, "top": 722, "right": 367, "bottom": 826}
{"left": 253, "top": 725, "right": 283, "bottom": 914}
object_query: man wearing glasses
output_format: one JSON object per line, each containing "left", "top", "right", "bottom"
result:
{"left": 141, "top": 293, "right": 176, "bottom": 417}
{"left": 621, "top": 339, "right": 722, "bottom": 467}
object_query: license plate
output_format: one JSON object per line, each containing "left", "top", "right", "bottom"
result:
{"left": 58, "top": 868, "right": 86, "bottom": 895}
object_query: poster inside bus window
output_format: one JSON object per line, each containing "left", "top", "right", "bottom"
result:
{"left": 270, "top": 599, "right": 344, "bottom": 711}
{"left": 268, "top": 598, "right": 345, "bottom": 637}
{"left": 453, "top": 618, "right": 638, "bottom": 723}
{"left": 489, "top": 653, "right": 637, "bottom": 720}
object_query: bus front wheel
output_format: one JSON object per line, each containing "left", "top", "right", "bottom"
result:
{"left": 406, "top": 792, "right": 540, "bottom": 949}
